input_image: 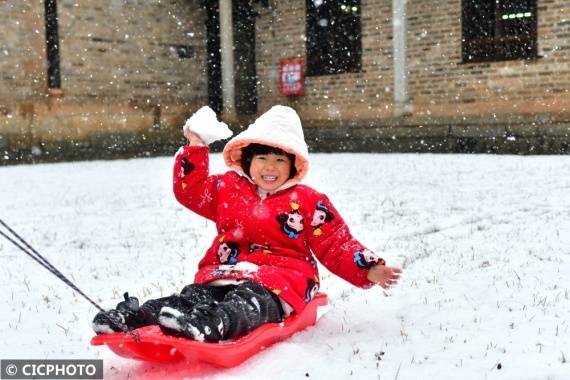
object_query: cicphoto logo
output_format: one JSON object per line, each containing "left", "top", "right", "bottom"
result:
{"left": 3, "top": 364, "right": 17, "bottom": 377}
{"left": 0, "top": 360, "right": 102, "bottom": 379}
{"left": 22, "top": 363, "right": 95, "bottom": 377}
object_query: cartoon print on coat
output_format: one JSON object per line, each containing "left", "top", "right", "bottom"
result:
{"left": 179, "top": 157, "right": 195, "bottom": 190}
{"left": 217, "top": 237, "right": 240, "bottom": 264}
{"left": 304, "top": 277, "right": 319, "bottom": 302}
{"left": 180, "top": 158, "right": 194, "bottom": 177}
{"left": 353, "top": 248, "right": 386, "bottom": 269}
{"left": 276, "top": 202, "right": 304, "bottom": 239}
{"left": 249, "top": 242, "right": 272, "bottom": 254}
{"left": 310, "top": 200, "right": 335, "bottom": 236}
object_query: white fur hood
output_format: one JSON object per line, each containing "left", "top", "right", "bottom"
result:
{"left": 223, "top": 105, "right": 310, "bottom": 186}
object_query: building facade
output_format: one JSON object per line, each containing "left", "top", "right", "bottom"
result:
{"left": 1, "top": 0, "right": 209, "bottom": 162}
{"left": 1, "top": 0, "right": 569, "bottom": 163}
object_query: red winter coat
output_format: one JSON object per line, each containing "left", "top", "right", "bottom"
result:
{"left": 173, "top": 145, "right": 384, "bottom": 314}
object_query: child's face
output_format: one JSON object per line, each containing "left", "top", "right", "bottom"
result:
{"left": 249, "top": 153, "right": 292, "bottom": 192}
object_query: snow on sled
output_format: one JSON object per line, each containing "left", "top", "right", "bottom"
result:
{"left": 91, "top": 293, "right": 328, "bottom": 368}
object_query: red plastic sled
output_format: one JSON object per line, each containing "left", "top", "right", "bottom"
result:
{"left": 91, "top": 293, "right": 328, "bottom": 368}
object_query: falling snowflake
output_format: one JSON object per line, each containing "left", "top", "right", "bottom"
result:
{"left": 197, "top": 189, "right": 213, "bottom": 208}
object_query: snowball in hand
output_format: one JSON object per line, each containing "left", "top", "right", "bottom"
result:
{"left": 183, "top": 106, "right": 233, "bottom": 145}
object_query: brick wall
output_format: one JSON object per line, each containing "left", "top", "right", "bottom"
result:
{"left": 0, "top": 2, "right": 44, "bottom": 103}
{"left": 57, "top": 0, "right": 208, "bottom": 102}
{"left": 406, "top": 0, "right": 570, "bottom": 117}
{"left": 255, "top": 0, "right": 570, "bottom": 118}
{"left": 1, "top": 0, "right": 209, "bottom": 162}
{"left": 1, "top": 0, "right": 569, "bottom": 161}
{"left": 254, "top": 0, "right": 569, "bottom": 152}
{"left": 255, "top": 0, "right": 395, "bottom": 121}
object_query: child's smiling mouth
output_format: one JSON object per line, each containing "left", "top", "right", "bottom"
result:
{"left": 261, "top": 175, "right": 278, "bottom": 182}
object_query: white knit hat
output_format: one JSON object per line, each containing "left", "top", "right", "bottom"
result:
{"left": 223, "top": 105, "right": 310, "bottom": 184}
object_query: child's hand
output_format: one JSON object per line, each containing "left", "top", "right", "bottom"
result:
{"left": 184, "top": 129, "right": 206, "bottom": 146}
{"left": 367, "top": 265, "right": 402, "bottom": 289}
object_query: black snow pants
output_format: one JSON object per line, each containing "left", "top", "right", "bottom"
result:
{"left": 139, "top": 281, "right": 284, "bottom": 340}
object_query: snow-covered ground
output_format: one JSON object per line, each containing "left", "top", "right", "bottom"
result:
{"left": 1, "top": 153, "right": 569, "bottom": 380}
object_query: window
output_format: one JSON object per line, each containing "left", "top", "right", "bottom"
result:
{"left": 44, "top": 0, "right": 61, "bottom": 88}
{"left": 306, "top": 0, "right": 362, "bottom": 76}
{"left": 462, "top": 0, "right": 537, "bottom": 63}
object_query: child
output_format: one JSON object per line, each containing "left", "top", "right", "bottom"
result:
{"left": 92, "top": 105, "right": 401, "bottom": 342}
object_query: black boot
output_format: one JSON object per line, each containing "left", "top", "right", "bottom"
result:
{"left": 157, "top": 301, "right": 225, "bottom": 343}
{"left": 92, "top": 292, "right": 146, "bottom": 334}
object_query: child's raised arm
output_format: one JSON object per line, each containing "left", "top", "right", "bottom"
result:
{"left": 173, "top": 145, "right": 221, "bottom": 221}
{"left": 173, "top": 107, "right": 233, "bottom": 221}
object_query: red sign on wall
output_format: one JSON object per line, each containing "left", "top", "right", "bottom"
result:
{"left": 279, "top": 58, "right": 305, "bottom": 96}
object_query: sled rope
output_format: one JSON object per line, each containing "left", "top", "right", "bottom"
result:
{"left": 0, "top": 219, "right": 136, "bottom": 337}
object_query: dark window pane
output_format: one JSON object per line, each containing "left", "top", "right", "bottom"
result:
{"left": 498, "top": 0, "right": 535, "bottom": 36}
{"left": 462, "top": 0, "right": 537, "bottom": 63}
{"left": 463, "top": 0, "right": 495, "bottom": 39}
{"left": 306, "top": 0, "right": 361, "bottom": 75}
{"left": 44, "top": 0, "right": 61, "bottom": 88}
